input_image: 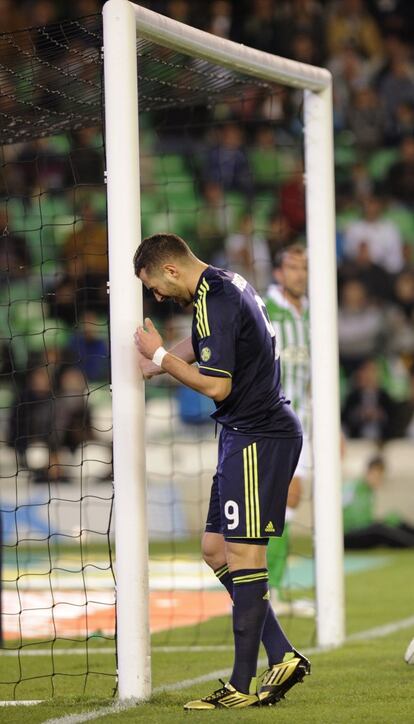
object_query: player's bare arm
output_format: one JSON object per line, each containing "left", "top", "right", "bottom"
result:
{"left": 135, "top": 317, "right": 231, "bottom": 401}
{"left": 134, "top": 334, "right": 195, "bottom": 379}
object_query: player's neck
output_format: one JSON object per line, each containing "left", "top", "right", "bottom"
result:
{"left": 283, "top": 289, "right": 303, "bottom": 312}
{"left": 188, "top": 259, "right": 209, "bottom": 297}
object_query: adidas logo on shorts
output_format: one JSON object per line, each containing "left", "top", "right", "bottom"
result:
{"left": 265, "top": 521, "right": 275, "bottom": 533}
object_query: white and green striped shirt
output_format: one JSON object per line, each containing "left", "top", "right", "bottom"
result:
{"left": 265, "top": 284, "right": 310, "bottom": 436}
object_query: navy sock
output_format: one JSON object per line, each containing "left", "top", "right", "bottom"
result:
{"left": 229, "top": 568, "right": 269, "bottom": 694}
{"left": 261, "top": 605, "right": 293, "bottom": 665}
{"left": 214, "top": 565, "right": 292, "bottom": 666}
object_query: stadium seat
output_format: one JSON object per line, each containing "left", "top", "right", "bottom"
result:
{"left": 367, "top": 148, "right": 399, "bottom": 181}
{"left": 153, "top": 154, "right": 189, "bottom": 179}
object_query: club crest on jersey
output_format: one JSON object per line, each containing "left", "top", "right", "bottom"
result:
{"left": 201, "top": 347, "right": 212, "bottom": 362}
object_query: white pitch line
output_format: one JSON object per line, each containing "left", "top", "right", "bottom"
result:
{"left": 39, "top": 701, "right": 139, "bottom": 724}
{"left": 346, "top": 615, "right": 414, "bottom": 642}
{"left": 8, "top": 614, "right": 414, "bottom": 724}
{"left": 1, "top": 645, "right": 233, "bottom": 657}
{"left": 0, "top": 700, "right": 43, "bottom": 707}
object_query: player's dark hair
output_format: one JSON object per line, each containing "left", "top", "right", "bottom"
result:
{"left": 133, "top": 233, "right": 193, "bottom": 276}
{"left": 273, "top": 242, "right": 307, "bottom": 269}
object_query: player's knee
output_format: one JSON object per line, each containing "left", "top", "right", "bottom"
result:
{"left": 202, "top": 532, "right": 226, "bottom": 570}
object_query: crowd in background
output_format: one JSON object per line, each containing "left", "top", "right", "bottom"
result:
{"left": 1, "top": 0, "right": 414, "bottom": 482}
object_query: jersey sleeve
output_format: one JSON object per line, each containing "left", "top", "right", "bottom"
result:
{"left": 194, "top": 280, "right": 239, "bottom": 379}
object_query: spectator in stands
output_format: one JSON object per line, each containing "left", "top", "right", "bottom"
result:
{"left": 378, "top": 42, "right": 414, "bottom": 140}
{"left": 390, "top": 268, "right": 414, "bottom": 366}
{"left": 7, "top": 365, "right": 59, "bottom": 482}
{"left": 234, "top": 0, "right": 279, "bottom": 55}
{"left": 0, "top": 211, "right": 31, "bottom": 281}
{"left": 16, "top": 138, "right": 69, "bottom": 195}
{"left": 266, "top": 213, "right": 297, "bottom": 259}
{"left": 259, "top": 87, "right": 294, "bottom": 138}
{"left": 207, "top": 0, "right": 232, "bottom": 38}
{"left": 326, "top": 0, "right": 384, "bottom": 64}
{"left": 328, "top": 45, "right": 372, "bottom": 130}
{"left": 67, "top": 310, "right": 109, "bottom": 383}
{"left": 275, "top": 0, "right": 326, "bottom": 65}
{"left": 343, "top": 456, "right": 414, "bottom": 548}
{"left": 61, "top": 200, "right": 108, "bottom": 315}
{"left": 385, "top": 135, "right": 414, "bottom": 208}
{"left": 382, "top": 97, "right": 414, "bottom": 145}
{"left": 166, "top": 0, "right": 191, "bottom": 24}
{"left": 54, "top": 365, "right": 93, "bottom": 453}
{"left": 393, "top": 363, "right": 414, "bottom": 438}
{"left": 224, "top": 214, "right": 271, "bottom": 293}
{"left": 290, "top": 32, "right": 319, "bottom": 66}
{"left": 338, "top": 278, "right": 384, "bottom": 375}
{"left": 47, "top": 273, "right": 78, "bottom": 327}
{"left": 393, "top": 269, "right": 414, "bottom": 322}
{"left": 347, "top": 86, "right": 385, "bottom": 149}
{"left": 196, "top": 182, "right": 234, "bottom": 261}
{"left": 248, "top": 124, "right": 291, "bottom": 191}
{"left": 67, "top": 127, "right": 105, "bottom": 186}
{"left": 343, "top": 193, "right": 404, "bottom": 274}
{"left": 338, "top": 265, "right": 412, "bottom": 358}
{"left": 369, "top": 0, "right": 414, "bottom": 38}
{"left": 71, "top": 0, "right": 104, "bottom": 16}
{"left": 338, "top": 237, "right": 393, "bottom": 303}
{"left": 341, "top": 358, "right": 394, "bottom": 441}
{"left": 0, "top": 0, "right": 28, "bottom": 32}
{"left": 279, "top": 157, "right": 306, "bottom": 237}
{"left": 203, "top": 122, "right": 253, "bottom": 196}
{"left": 7, "top": 361, "right": 93, "bottom": 481}
{"left": 349, "top": 161, "right": 374, "bottom": 201}
{"left": 30, "top": 0, "right": 65, "bottom": 63}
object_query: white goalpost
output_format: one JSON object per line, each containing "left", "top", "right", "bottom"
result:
{"left": 102, "top": 0, "right": 344, "bottom": 702}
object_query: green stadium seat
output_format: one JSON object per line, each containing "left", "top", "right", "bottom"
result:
{"left": 143, "top": 211, "right": 178, "bottom": 238}
{"left": 141, "top": 192, "right": 162, "bottom": 216}
{"left": 248, "top": 148, "right": 291, "bottom": 187}
{"left": 223, "top": 192, "right": 247, "bottom": 225}
{"left": 334, "top": 144, "right": 357, "bottom": 168}
{"left": 385, "top": 205, "right": 414, "bottom": 243}
{"left": 367, "top": 148, "right": 399, "bottom": 181}
{"left": 163, "top": 180, "right": 197, "bottom": 208}
{"left": 153, "top": 154, "right": 189, "bottom": 180}
{"left": 252, "top": 192, "right": 275, "bottom": 229}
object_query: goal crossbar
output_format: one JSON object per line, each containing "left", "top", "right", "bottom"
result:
{"left": 103, "top": 0, "right": 344, "bottom": 702}
{"left": 130, "top": 2, "right": 330, "bottom": 92}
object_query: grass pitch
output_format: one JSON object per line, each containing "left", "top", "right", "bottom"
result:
{"left": 1, "top": 547, "right": 413, "bottom": 723}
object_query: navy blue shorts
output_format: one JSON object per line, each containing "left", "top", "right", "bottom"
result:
{"left": 205, "top": 428, "right": 302, "bottom": 540}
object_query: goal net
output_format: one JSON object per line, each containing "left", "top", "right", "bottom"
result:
{"left": 0, "top": 0, "right": 343, "bottom": 704}
{"left": 0, "top": 14, "right": 116, "bottom": 701}
{"left": 104, "top": 0, "right": 343, "bottom": 701}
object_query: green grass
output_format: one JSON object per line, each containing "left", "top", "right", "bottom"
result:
{"left": 1, "top": 548, "right": 413, "bottom": 723}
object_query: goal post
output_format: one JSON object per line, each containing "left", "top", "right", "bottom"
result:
{"left": 102, "top": 0, "right": 344, "bottom": 702}
{"left": 103, "top": 0, "right": 150, "bottom": 702}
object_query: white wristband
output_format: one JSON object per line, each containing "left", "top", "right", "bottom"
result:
{"left": 152, "top": 346, "right": 167, "bottom": 367}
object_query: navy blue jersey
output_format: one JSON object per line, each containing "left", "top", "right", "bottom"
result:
{"left": 191, "top": 266, "right": 302, "bottom": 437}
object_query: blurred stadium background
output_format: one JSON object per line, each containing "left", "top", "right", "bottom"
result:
{"left": 0, "top": 0, "right": 414, "bottom": 716}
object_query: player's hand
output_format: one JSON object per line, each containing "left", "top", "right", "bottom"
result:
{"left": 136, "top": 351, "right": 163, "bottom": 379}
{"left": 134, "top": 317, "right": 163, "bottom": 360}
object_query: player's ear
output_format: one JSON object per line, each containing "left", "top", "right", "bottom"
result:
{"left": 163, "top": 263, "right": 179, "bottom": 279}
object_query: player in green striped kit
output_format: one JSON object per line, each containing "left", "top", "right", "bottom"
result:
{"left": 264, "top": 244, "right": 314, "bottom": 616}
